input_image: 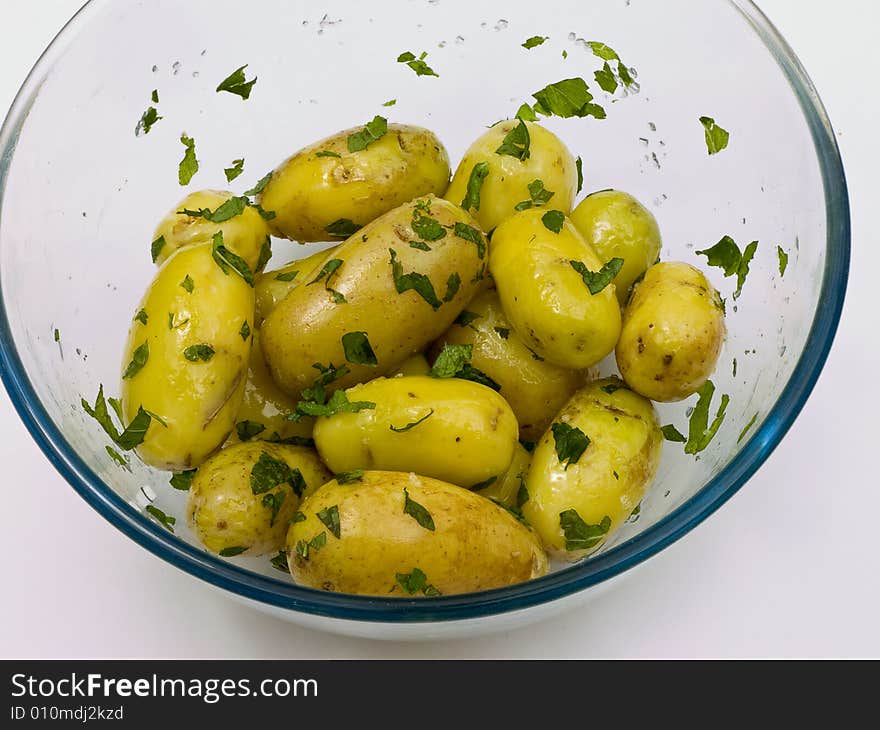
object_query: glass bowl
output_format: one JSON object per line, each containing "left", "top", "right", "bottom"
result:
{"left": 0, "top": 0, "right": 849, "bottom": 639}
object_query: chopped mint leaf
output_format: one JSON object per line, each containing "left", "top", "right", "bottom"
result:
{"left": 541, "top": 210, "right": 565, "bottom": 234}
{"left": 270, "top": 551, "right": 290, "bottom": 573}
{"left": 777, "top": 246, "right": 789, "bottom": 276}
{"left": 216, "top": 65, "right": 257, "bottom": 100}
{"left": 347, "top": 115, "right": 388, "bottom": 152}
{"left": 559, "top": 509, "right": 610, "bottom": 551}
{"left": 452, "top": 222, "right": 486, "bottom": 259}
{"left": 239, "top": 320, "right": 251, "bottom": 341}
{"left": 122, "top": 341, "right": 149, "bottom": 380}
{"left": 342, "top": 331, "right": 378, "bottom": 366}
{"left": 290, "top": 389, "right": 376, "bottom": 421}
{"left": 455, "top": 311, "right": 480, "bottom": 328}
{"left": 179, "top": 195, "right": 249, "bottom": 223}
{"left": 461, "top": 161, "right": 490, "bottom": 213}
{"left": 443, "top": 272, "right": 461, "bottom": 302}
{"left": 594, "top": 63, "right": 618, "bottom": 93}
{"left": 684, "top": 380, "right": 730, "bottom": 455}
{"left": 134, "top": 309, "right": 148, "bottom": 326}
{"left": 390, "top": 409, "right": 434, "bottom": 433}
{"left": 661, "top": 425, "right": 687, "bottom": 443}
{"left": 81, "top": 385, "right": 120, "bottom": 442}
{"left": 696, "top": 236, "right": 758, "bottom": 299}
{"left": 472, "top": 476, "right": 498, "bottom": 491}
{"left": 105, "top": 446, "right": 129, "bottom": 470}
{"left": 335, "top": 470, "right": 364, "bottom": 485}
{"left": 699, "top": 116, "right": 730, "bottom": 155}
{"left": 183, "top": 344, "right": 214, "bottom": 362}
{"left": 576, "top": 157, "right": 584, "bottom": 194}
{"left": 495, "top": 119, "right": 531, "bottom": 161}
{"left": 151, "top": 235, "right": 166, "bottom": 263}
{"left": 522, "top": 36, "right": 548, "bottom": 49}
{"left": 317, "top": 505, "right": 341, "bottom": 539}
{"left": 145, "top": 505, "right": 175, "bottom": 532}
{"left": 244, "top": 172, "right": 272, "bottom": 197}
{"left": 325, "top": 218, "right": 361, "bottom": 238}
{"left": 250, "top": 452, "right": 306, "bottom": 496}
{"left": 389, "top": 248, "right": 441, "bottom": 310}
{"left": 136, "top": 106, "right": 162, "bottom": 137}
{"left": 430, "top": 343, "right": 473, "bottom": 378}
{"left": 383, "top": 99, "right": 397, "bottom": 107}
{"left": 178, "top": 134, "right": 198, "bottom": 186}
{"left": 532, "top": 78, "right": 605, "bottom": 119}
{"left": 275, "top": 270, "right": 299, "bottom": 282}
{"left": 552, "top": 422, "right": 591, "bottom": 470}
{"left": 169, "top": 470, "right": 197, "bottom": 491}
{"left": 403, "top": 488, "right": 435, "bottom": 531}
{"left": 212, "top": 231, "right": 255, "bottom": 286}
{"left": 224, "top": 158, "right": 245, "bottom": 182}
{"left": 737, "top": 413, "right": 759, "bottom": 444}
{"left": 220, "top": 546, "right": 248, "bottom": 557}
{"left": 516, "top": 103, "right": 538, "bottom": 122}
{"left": 570, "top": 257, "right": 624, "bottom": 295}
{"left": 236, "top": 420, "right": 266, "bottom": 442}
{"left": 411, "top": 209, "right": 447, "bottom": 242}
{"left": 115, "top": 407, "right": 153, "bottom": 450}
{"left": 397, "top": 50, "right": 439, "bottom": 77}
{"left": 315, "top": 150, "right": 342, "bottom": 158}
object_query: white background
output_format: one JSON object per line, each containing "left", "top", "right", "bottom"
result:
{"left": 1, "top": 0, "right": 877, "bottom": 658}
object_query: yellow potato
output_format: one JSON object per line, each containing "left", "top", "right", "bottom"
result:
{"left": 476, "top": 442, "right": 532, "bottom": 509}
{"left": 489, "top": 208, "right": 622, "bottom": 369}
{"left": 187, "top": 441, "right": 332, "bottom": 557}
{"left": 226, "top": 331, "right": 315, "bottom": 446}
{"left": 152, "top": 190, "right": 270, "bottom": 270}
{"left": 570, "top": 190, "right": 662, "bottom": 306}
{"left": 390, "top": 353, "right": 431, "bottom": 377}
{"left": 616, "top": 262, "right": 726, "bottom": 402}
{"left": 313, "top": 376, "right": 518, "bottom": 488}
{"left": 254, "top": 245, "right": 338, "bottom": 325}
{"left": 121, "top": 241, "right": 255, "bottom": 470}
{"left": 444, "top": 120, "right": 577, "bottom": 233}
{"left": 258, "top": 123, "right": 451, "bottom": 241}
{"left": 522, "top": 378, "right": 662, "bottom": 560}
{"left": 431, "top": 288, "right": 590, "bottom": 440}
{"left": 286, "top": 471, "right": 548, "bottom": 596}
{"left": 261, "top": 196, "right": 488, "bottom": 398}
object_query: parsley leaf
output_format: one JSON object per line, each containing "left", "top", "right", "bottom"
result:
{"left": 183, "top": 344, "right": 214, "bottom": 362}
{"left": 461, "top": 162, "right": 490, "bottom": 212}
{"left": 495, "top": 119, "right": 531, "bottom": 161}
{"left": 151, "top": 236, "right": 166, "bottom": 263}
{"left": 684, "top": 380, "right": 730, "bottom": 455}
{"left": 532, "top": 78, "right": 606, "bottom": 119}
{"left": 443, "top": 272, "right": 461, "bottom": 302}
{"left": 236, "top": 420, "right": 266, "bottom": 441}
{"left": 390, "top": 409, "right": 434, "bottom": 433}
{"left": 316, "top": 505, "right": 341, "bottom": 539}
{"left": 250, "top": 452, "right": 306, "bottom": 496}
{"left": 397, "top": 51, "right": 439, "bottom": 77}
{"left": 778, "top": 246, "right": 789, "bottom": 276}
{"left": 342, "top": 331, "right": 378, "bottom": 366}
{"left": 224, "top": 158, "right": 245, "bottom": 182}
{"left": 389, "top": 248, "right": 442, "bottom": 310}
{"left": 145, "top": 505, "right": 176, "bottom": 533}
{"left": 661, "top": 424, "right": 687, "bottom": 443}
{"left": 169, "top": 470, "right": 197, "bottom": 491}
{"left": 403, "top": 488, "right": 435, "bottom": 530}
{"left": 212, "top": 231, "right": 255, "bottom": 286}
{"left": 178, "top": 134, "right": 199, "bottom": 186}
{"left": 325, "top": 219, "right": 361, "bottom": 238}
{"left": 522, "top": 35, "right": 548, "bottom": 49}
{"left": 695, "top": 236, "right": 758, "bottom": 299}
{"left": 541, "top": 210, "right": 565, "bottom": 233}
{"left": 552, "top": 422, "right": 590, "bottom": 470}
{"left": 559, "top": 509, "right": 610, "bottom": 551}
{"left": 515, "top": 179, "right": 555, "bottom": 211}
{"left": 122, "top": 341, "right": 149, "bottom": 380}
{"left": 136, "top": 106, "right": 162, "bottom": 137}
{"left": 699, "top": 116, "right": 730, "bottom": 155}
{"left": 216, "top": 65, "right": 257, "bottom": 100}
{"left": 347, "top": 115, "right": 388, "bottom": 152}
{"left": 569, "top": 258, "right": 624, "bottom": 295}
{"left": 576, "top": 157, "right": 584, "bottom": 194}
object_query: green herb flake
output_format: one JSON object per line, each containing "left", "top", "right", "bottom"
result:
{"left": 696, "top": 236, "right": 758, "bottom": 299}
{"left": 516, "top": 481, "right": 530, "bottom": 508}
{"left": 516, "top": 103, "right": 538, "bottom": 122}
{"left": 236, "top": 420, "right": 266, "bottom": 442}
{"left": 430, "top": 343, "right": 473, "bottom": 378}
{"left": 244, "top": 172, "right": 273, "bottom": 197}
{"left": 216, "top": 65, "right": 257, "bottom": 100}
{"left": 452, "top": 222, "right": 486, "bottom": 259}
{"left": 106, "top": 446, "right": 129, "bottom": 470}
{"left": 133, "top": 309, "right": 148, "bottom": 326}
{"left": 291, "top": 511, "right": 307, "bottom": 524}
{"left": 250, "top": 452, "right": 306, "bottom": 496}
{"left": 274, "top": 270, "right": 299, "bottom": 282}
{"left": 661, "top": 424, "right": 687, "bottom": 443}
{"left": 81, "top": 385, "right": 120, "bottom": 442}
{"left": 570, "top": 257, "right": 624, "bottom": 295}
{"left": 576, "top": 157, "right": 584, "bottom": 195}
{"left": 737, "top": 412, "right": 759, "bottom": 444}
{"left": 552, "top": 422, "right": 591, "bottom": 470}
{"left": 684, "top": 380, "right": 730, "bottom": 455}
{"left": 180, "top": 195, "right": 250, "bottom": 224}
{"left": 455, "top": 311, "right": 480, "bottom": 328}
{"left": 412, "top": 210, "right": 447, "bottom": 242}
{"left": 594, "top": 62, "right": 618, "bottom": 94}
{"left": 541, "top": 210, "right": 566, "bottom": 234}
{"left": 224, "top": 158, "right": 245, "bottom": 182}
{"left": 347, "top": 115, "right": 388, "bottom": 152}
{"left": 151, "top": 236, "right": 167, "bottom": 263}
{"left": 180, "top": 275, "right": 194, "bottom": 293}
{"left": 115, "top": 407, "right": 152, "bottom": 450}
{"left": 390, "top": 409, "right": 434, "bottom": 433}
{"left": 183, "top": 343, "right": 214, "bottom": 362}
{"left": 559, "top": 509, "right": 610, "bottom": 552}
{"left": 292, "top": 389, "right": 376, "bottom": 421}
{"left": 315, "top": 150, "right": 342, "bottom": 158}
{"left": 145, "top": 505, "right": 176, "bottom": 533}
{"left": 397, "top": 50, "right": 439, "bottom": 77}
{"left": 778, "top": 246, "right": 789, "bottom": 276}
{"left": 342, "top": 331, "right": 378, "bottom": 366}
{"left": 325, "top": 219, "right": 361, "bottom": 238}
{"left": 403, "top": 487, "right": 435, "bottom": 531}
{"left": 699, "top": 116, "right": 730, "bottom": 155}
{"left": 219, "top": 546, "right": 248, "bottom": 557}
{"left": 270, "top": 551, "right": 290, "bottom": 573}
{"left": 456, "top": 364, "right": 501, "bottom": 391}
{"left": 520, "top": 439, "right": 537, "bottom": 453}
{"left": 335, "top": 470, "right": 365, "bottom": 485}
{"left": 389, "top": 248, "right": 442, "bottom": 310}
{"left": 178, "top": 134, "right": 199, "bottom": 186}
{"left": 443, "top": 272, "right": 461, "bottom": 303}
{"left": 495, "top": 119, "right": 531, "bottom": 162}
{"left": 210, "top": 231, "right": 256, "bottom": 286}
{"left": 494, "top": 327, "right": 510, "bottom": 339}
{"left": 472, "top": 476, "right": 498, "bottom": 491}
{"left": 515, "top": 178, "right": 555, "bottom": 211}
{"left": 135, "top": 106, "right": 162, "bottom": 137}
{"left": 396, "top": 567, "right": 429, "bottom": 595}
{"left": 239, "top": 320, "right": 251, "bottom": 341}
{"left": 169, "top": 470, "right": 197, "bottom": 491}
{"left": 461, "top": 161, "right": 490, "bottom": 212}
{"left": 316, "top": 505, "right": 341, "bottom": 539}
{"left": 262, "top": 491, "right": 287, "bottom": 526}
{"left": 383, "top": 99, "right": 397, "bottom": 107}
{"left": 600, "top": 381, "right": 626, "bottom": 395}
{"left": 122, "top": 341, "right": 149, "bottom": 380}
{"left": 522, "top": 35, "right": 548, "bottom": 49}
{"left": 532, "top": 78, "right": 606, "bottom": 119}
{"left": 733, "top": 358, "right": 738, "bottom": 378}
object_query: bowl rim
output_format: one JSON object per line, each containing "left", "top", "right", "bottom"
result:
{"left": 0, "top": 0, "right": 850, "bottom": 623}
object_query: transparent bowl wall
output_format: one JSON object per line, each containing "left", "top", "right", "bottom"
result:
{"left": 0, "top": 0, "right": 848, "bottom": 632}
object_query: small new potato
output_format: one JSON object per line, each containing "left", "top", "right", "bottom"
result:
{"left": 313, "top": 376, "right": 518, "bottom": 488}
{"left": 258, "top": 123, "right": 451, "bottom": 241}
{"left": 476, "top": 442, "right": 532, "bottom": 509}
{"left": 444, "top": 120, "right": 578, "bottom": 233}
{"left": 261, "top": 196, "right": 488, "bottom": 398}
{"left": 616, "top": 262, "right": 726, "bottom": 402}
{"left": 226, "top": 331, "right": 315, "bottom": 446}
{"left": 255, "top": 245, "right": 339, "bottom": 325}
{"left": 431, "top": 288, "right": 591, "bottom": 440}
{"left": 390, "top": 353, "right": 431, "bottom": 377}
{"left": 490, "top": 208, "right": 622, "bottom": 369}
{"left": 286, "top": 471, "right": 548, "bottom": 596}
{"left": 152, "top": 190, "right": 270, "bottom": 269}
{"left": 187, "top": 441, "right": 332, "bottom": 557}
{"left": 570, "top": 190, "right": 662, "bottom": 306}
{"left": 523, "top": 378, "right": 662, "bottom": 561}
{"left": 121, "top": 242, "right": 255, "bottom": 470}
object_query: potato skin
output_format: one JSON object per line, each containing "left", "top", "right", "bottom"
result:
{"left": 258, "top": 124, "right": 451, "bottom": 242}
{"left": 431, "top": 288, "right": 590, "bottom": 441}
{"left": 121, "top": 242, "right": 254, "bottom": 470}
{"left": 225, "top": 331, "right": 315, "bottom": 446}
{"left": 254, "top": 246, "right": 338, "bottom": 325}
{"left": 616, "top": 262, "right": 726, "bottom": 402}
{"left": 187, "top": 441, "right": 332, "bottom": 556}
{"left": 313, "top": 376, "right": 518, "bottom": 488}
{"left": 390, "top": 353, "right": 431, "bottom": 377}
{"left": 522, "top": 379, "right": 662, "bottom": 560}
{"left": 261, "top": 196, "right": 488, "bottom": 398}
{"left": 489, "top": 208, "right": 622, "bottom": 369}
{"left": 476, "top": 442, "right": 531, "bottom": 509}
{"left": 152, "top": 190, "right": 270, "bottom": 269}
{"left": 286, "top": 471, "right": 548, "bottom": 596}
{"left": 444, "top": 120, "right": 577, "bottom": 233}
{"left": 570, "top": 190, "right": 662, "bottom": 306}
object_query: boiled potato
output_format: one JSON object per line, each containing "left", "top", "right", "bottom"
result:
{"left": 476, "top": 442, "right": 532, "bottom": 509}
{"left": 286, "top": 471, "right": 547, "bottom": 596}
{"left": 444, "top": 120, "right": 577, "bottom": 233}
{"left": 391, "top": 353, "right": 431, "bottom": 377}
{"left": 522, "top": 378, "right": 662, "bottom": 561}
{"left": 258, "top": 123, "right": 451, "bottom": 241}
{"left": 254, "top": 245, "right": 339, "bottom": 325}
{"left": 121, "top": 241, "right": 255, "bottom": 470}
{"left": 313, "top": 376, "right": 518, "bottom": 488}
{"left": 226, "top": 331, "right": 315, "bottom": 446}
{"left": 152, "top": 190, "right": 270, "bottom": 269}
{"left": 616, "top": 262, "right": 726, "bottom": 402}
{"left": 570, "top": 190, "right": 662, "bottom": 306}
{"left": 261, "top": 196, "right": 488, "bottom": 398}
{"left": 489, "top": 208, "right": 622, "bottom": 369}
{"left": 431, "top": 288, "right": 590, "bottom": 441}
{"left": 187, "top": 441, "right": 332, "bottom": 557}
